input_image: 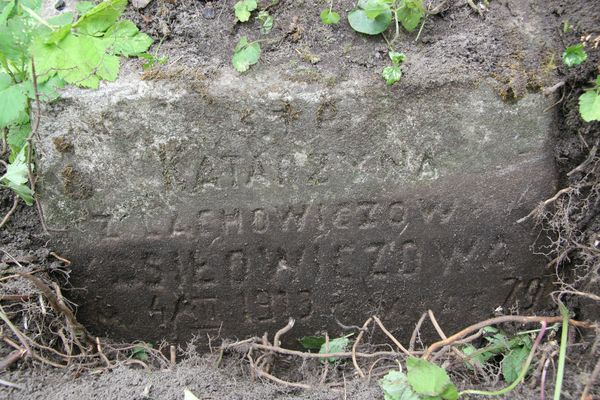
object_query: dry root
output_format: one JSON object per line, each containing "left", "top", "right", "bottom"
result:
{"left": 220, "top": 310, "right": 594, "bottom": 391}
{"left": 0, "top": 250, "right": 170, "bottom": 375}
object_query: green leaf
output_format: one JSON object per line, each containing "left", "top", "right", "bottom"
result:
{"left": 298, "top": 335, "right": 326, "bottom": 350}
{"left": 319, "top": 335, "right": 352, "bottom": 362}
{"left": 232, "top": 37, "right": 260, "bottom": 73}
{"left": 579, "top": 88, "right": 600, "bottom": 122}
{"left": 0, "top": 79, "right": 27, "bottom": 128}
{"left": 7, "top": 123, "right": 30, "bottom": 161}
{"left": 320, "top": 9, "right": 340, "bottom": 25}
{"left": 389, "top": 51, "right": 406, "bottom": 64}
{"left": 502, "top": 346, "right": 530, "bottom": 384}
{"left": 382, "top": 65, "right": 402, "bottom": 85}
{"left": 1, "top": 145, "right": 34, "bottom": 205}
{"left": 257, "top": 11, "right": 273, "bottom": 34}
{"left": 131, "top": 345, "right": 149, "bottom": 361}
{"left": 74, "top": 0, "right": 127, "bottom": 36}
{"left": 362, "top": 0, "right": 391, "bottom": 19}
{"left": 44, "top": 24, "right": 71, "bottom": 44}
{"left": 32, "top": 34, "right": 120, "bottom": 88}
{"left": 379, "top": 370, "right": 420, "bottom": 400}
{"left": 76, "top": 1, "right": 96, "bottom": 15}
{"left": 348, "top": 8, "right": 392, "bottom": 35}
{"left": 234, "top": 0, "right": 257, "bottom": 22}
{"left": 103, "top": 20, "right": 153, "bottom": 56}
{"left": 47, "top": 12, "right": 74, "bottom": 26}
{"left": 0, "top": 15, "right": 37, "bottom": 64}
{"left": 397, "top": 0, "right": 425, "bottom": 32}
{"left": 0, "top": 0, "right": 15, "bottom": 25}
{"left": 406, "top": 357, "right": 458, "bottom": 400}
{"left": 562, "top": 44, "right": 588, "bottom": 68}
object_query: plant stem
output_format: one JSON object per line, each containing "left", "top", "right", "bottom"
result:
{"left": 415, "top": 13, "right": 428, "bottom": 42}
{"left": 459, "top": 321, "right": 547, "bottom": 397}
{"left": 554, "top": 302, "right": 569, "bottom": 400}
{"left": 392, "top": 9, "right": 400, "bottom": 44}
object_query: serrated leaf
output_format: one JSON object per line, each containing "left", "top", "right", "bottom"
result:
{"left": 320, "top": 9, "right": 340, "bottom": 25}
{"left": 232, "top": 37, "right": 260, "bottom": 73}
{"left": 257, "top": 11, "right": 273, "bottom": 33}
{"left": 379, "top": 370, "right": 420, "bottom": 400}
{"left": 579, "top": 90, "right": 600, "bottom": 122}
{"left": 319, "top": 335, "right": 351, "bottom": 363}
{"left": 103, "top": 20, "right": 153, "bottom": 56}
{"left": 397, "top": 0, "right": 425, "bottom": 32}
{"left": 389, "top": 51, "right": 406, "bottom": 64}
{"left": 562, "top": 43, "right": 587, "bottom": 68}
{"left": 74, "top": 0, "right": 127, "bottom": 36}
{"left": 32, "top": 34, "right": 119, "bottom": 88}
{"left": 234, "top": 0, "right": 257, "bottom": 22}
{"left": 298, "top": 336, "right": 326, "bottom": 350}
{"left": 0, "top": 80, "right": 27, "bottom": 128}
{"left": 348, "top": 8, "right": 392, "bottom": 35}
{"left": 406, "top": 357, "right": 458, "bottom": 400}
{"left": 502, "top": 346, "right": 530, "bottom": 383}
{"left": 382, "top": 65, "right": 402, "bottom": 85}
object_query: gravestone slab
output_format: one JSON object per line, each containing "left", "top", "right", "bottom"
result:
{"left": 38, "top": 71, "right": 556, "bottom": 343}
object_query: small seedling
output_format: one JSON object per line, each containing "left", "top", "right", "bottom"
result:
{"left": 461, "top": 326, "right": 534, "bottom": 383}
{"left": 234, "top": 0, "right": 258, "bottom": 22}
{"left": 320, "top": 1, "right": 340, "bottom": 25}
{"left": 256, "top": 10, "right": 273, "bottom": 33}
{"left": 379, "top": 358, "right": 458, "bottom": 400}
{"left": 562, "top": 43, "right": 588, "bottom": 67}
{"left": 319, "top": 334, "right": 353, "bottom": 363}
{"left": 579, "top": 75, "right": 600, "bottom": 122}
{"left": 382, "top": 51, "right": 406, "bottom": 85}
{"left": 232, "top": 36, "right": 261, "bottom": 72}
{"left": 348, "top": 0, "right": 425, "bottom": 38}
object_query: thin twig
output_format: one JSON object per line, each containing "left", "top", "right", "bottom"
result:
{"left": 409, "top": 312, "right": 428, "bottom": 352}
{"left": 0, "top": 378, "right": 24, "bottom": 390}
{"left": 273, "top": 318, "right": 294, "bottom": 347}
{"left": 373, "top": 316, "right": 411, "bottom": 356}
{"left": 255, "top": 367, "right": 314, "bottom": 389}
{"left": 0, "top": 196, "right": 19, "bottom": 229}
{"left": 352, "top": 317, "right": 373, "bottom": 378}
{"left": 517, "top": 188, "right": 574, "bottom": 224}
{"left": 428, "top": 310, "right": 446, "bottom": 339}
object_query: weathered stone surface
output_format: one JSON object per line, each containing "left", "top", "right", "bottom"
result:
{"left": 38, "top": 71, "right": 556, "bottom": 344}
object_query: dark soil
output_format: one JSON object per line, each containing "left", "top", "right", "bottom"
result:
{"left": 1, "top": 0, "right": 599, "bottom": 399}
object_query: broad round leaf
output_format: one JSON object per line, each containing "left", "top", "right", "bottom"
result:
{"left": 320, "top": 9, "right": 340, "bottom": 25}
{"left": 348, "top": 9, "right": 392, "bottom": 35}
{"left": 232, "top": 38, "right": 261, "bottom": 73}
{"left": 579, "top": 91, "right": 600, "bottom": 122}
